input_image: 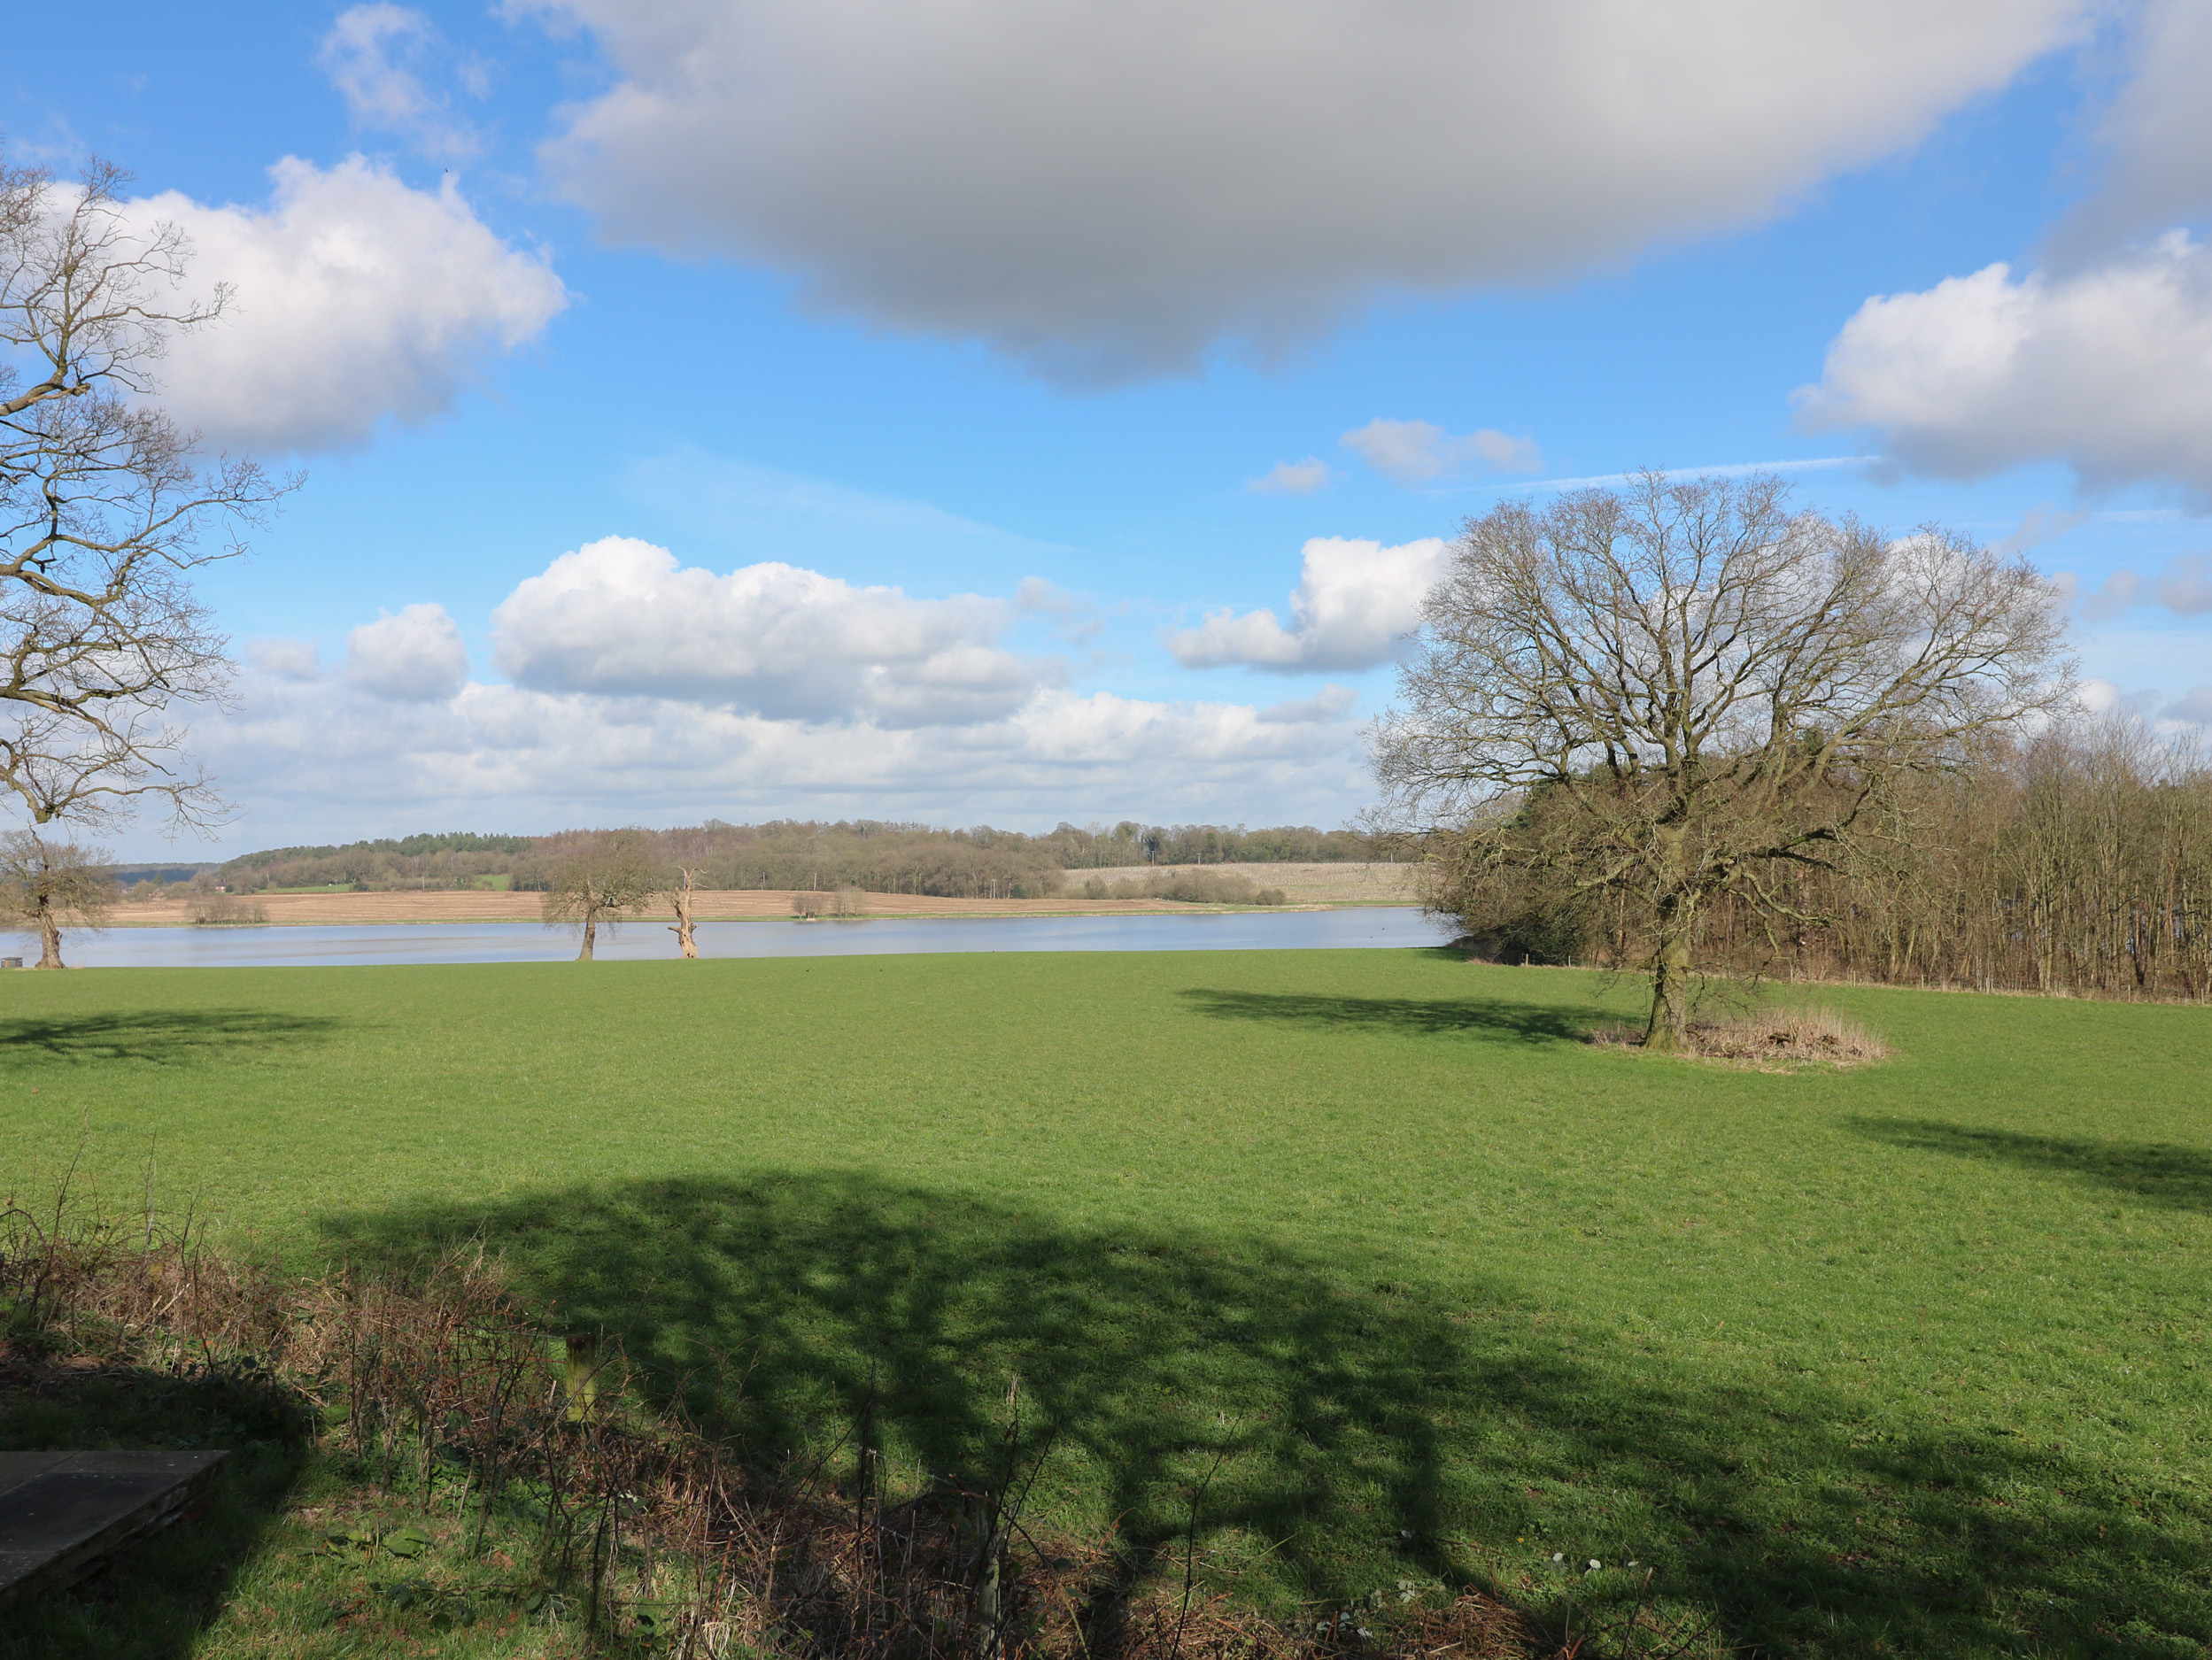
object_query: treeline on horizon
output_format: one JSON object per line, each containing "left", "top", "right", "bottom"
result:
{"left": 200, "top": 820, "right": 1374, "bottom": 899}
{"left": 1438, "top": 722, "right": 2212, "bottom": 1001}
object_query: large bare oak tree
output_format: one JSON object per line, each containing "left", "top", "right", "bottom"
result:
{"left": 542, "top": 832, "right": 665, "bottom": 961}
{"left": 0, "top": 830, "right": 114, "bottom": 969}
{"left": 1371, "top": 472, "right": 2072, "bottom": 1051}
{"left": 1, "top": 153, "right": 290, "bottom": 845}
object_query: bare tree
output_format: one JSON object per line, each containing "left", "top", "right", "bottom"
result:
{"left": 1, "top": 151, "right": 291, "bottom": 838}
{"left": 1372, "top": 472, "right": 2072, "bottom": 1051}
{"left": 0, "top": 830, "right": 115, "bottom": 968}
{"left": 668, "top": 867, "right": 700, "bottom": 959}
{"left": 542, "top": 831, "right": 663, "bottom": 961}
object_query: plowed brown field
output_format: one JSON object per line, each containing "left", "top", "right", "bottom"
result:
{"left": 108, "top": 861, "right": 1420, "bottom": 926}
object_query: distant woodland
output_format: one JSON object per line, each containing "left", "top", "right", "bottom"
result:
{"left": 1434, "top": 722, "right": 2212, "bottom": 1000}
{"left": 187, "top": 821, "right": 1375, "bottom": 901}
{"left": 128, "top": 723, "right": 2212, "bottom": 1001}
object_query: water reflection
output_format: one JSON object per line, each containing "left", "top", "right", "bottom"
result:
{"left": 46, "top": 907, "right": 1455, "bottom": 969}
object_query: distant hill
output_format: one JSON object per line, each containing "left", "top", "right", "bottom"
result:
{"left": 221, "top": 832, "right": 538, "bottom": 869}
{"left": 109, "top": 863, "right": 220, "bottom": 888}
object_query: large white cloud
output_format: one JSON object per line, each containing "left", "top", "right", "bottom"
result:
{"left": 519, "top": 0, "right": 2087, "bottom": 378}
{"left": 194, "top": 659, "right": 1366, "bottom": 844}
{"left": 135, "top": 157, "right": 568, "bottom": 453}
{"left": 491, "top": 536, "right": 1055, "bottom": 726}
{"left": 175, "top": 548, "right": 1373, "bottom": 845}
{"left": 1797, "top": 234, "right": 2212, "bottom": 496}
{"left": 1165, "top": 537, "right": 1448, "bottom": 673}
{"left": 347, "top": 603, "right": 471, "bottom": 701}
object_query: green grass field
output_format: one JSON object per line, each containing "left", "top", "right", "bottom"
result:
{"left": 4, "top": 949, "right": 2209, "bottom": 1656}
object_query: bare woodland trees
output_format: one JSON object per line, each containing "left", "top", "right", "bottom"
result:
{"left": 1, "top": 154, "right": 285, "bottom": 872}
{"left": 541, "top": 832, "right": 663, "bottom": 961}
{"left": 1685, "top": 723, "right": 2212, "bottom": 998}
{"left": 1372, "top": 473, "right": 2071, "bottom": 1050}
{"left": 0, "top": 830, "right": 114, "bottom": 968}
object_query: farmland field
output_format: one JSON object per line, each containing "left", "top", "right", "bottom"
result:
{"left": 4, "top": 949, "right": 2209, "bottom": 1656}
{"left": 97, "top": 861, "right": 1419, "bottom": 928}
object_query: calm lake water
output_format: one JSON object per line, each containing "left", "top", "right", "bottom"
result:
{"left": 39, "top": 907, "right": 1456, "bottom": 969}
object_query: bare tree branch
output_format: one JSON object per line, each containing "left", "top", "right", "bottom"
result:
{"left": 0, "top": 151, "right": 297, "bottom": 840}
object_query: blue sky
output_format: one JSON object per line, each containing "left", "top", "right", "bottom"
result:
{"left": 7, "top": 1, "right": 2209, "bottom": 857}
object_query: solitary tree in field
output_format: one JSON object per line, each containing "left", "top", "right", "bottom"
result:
{"left": 0, "top": 152, "right": 290, "bottom": 841}
{"left": 542, "top": 832, "right": 662, "bottom": 961}
{"left": 667, "top": 867, "right": 700, "bottom": 959}
{"left": 1371, "top": 472, "right": 2072, "bottom": 1051}
{"left": 0, "top": 830, "right": 115, "bottom": 968}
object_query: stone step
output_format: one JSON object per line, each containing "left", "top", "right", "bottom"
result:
{"left": 0, "top": 1450, "right": 230, "bottom": 1602}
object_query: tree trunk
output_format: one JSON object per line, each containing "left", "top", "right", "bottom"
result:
{"left": 670, "top": 884, "right": 698, "bottom": 959}
{"left": 578, "top": 910, "right": 597, "bottom": 961}
{"left": 1643, "top": 920, "right": 1692, "bottom": 1052}
{"left": 35, "top": 899, "right": 62, "bottom": 970}
{"left": 1642, "top": 827, "right": 1694, "bottom": 1052}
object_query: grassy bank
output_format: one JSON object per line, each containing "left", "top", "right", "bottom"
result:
{"left": 4, "top": 951, "right": 2208, "bottom": 1656}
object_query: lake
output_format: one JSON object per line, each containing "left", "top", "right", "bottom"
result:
{"left": 38, "top": 907, "right": 1457, "bottom": 969}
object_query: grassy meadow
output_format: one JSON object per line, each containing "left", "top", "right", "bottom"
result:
{"left": 3, "top": 948, "right": 2209, "bottom": 1656}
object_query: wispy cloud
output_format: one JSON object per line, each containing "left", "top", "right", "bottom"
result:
{"left": 1442, "top": 455, "right": 1876, "bottom": 496}
{"left": 624, "top": 449, "right": 1070, "bottom": 568}
{"left": 2066, "top": 552, "right": 2212, "bottom": 622}
{"left": 1249, "top": 458, "right": 1332, "bottom": 495}
{"left": 1342, "top": 419, "right": 1542, "bottom": 484}
{"left": 1992, "top": 505, "right": 2089, "bottom": 558}
{"left": 318, "top": 4, "right": 484, "bottom": 160}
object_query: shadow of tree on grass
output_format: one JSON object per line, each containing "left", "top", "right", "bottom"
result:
{"left": 1851, "top": 1117, "right": 2212, "bottom": 1212}
{"left": 321, "top": 1173, "right": 2209, "bottom": 1657}
{"left": 0, "top": 1010, "right": 345, "bottom": 1069}
{"left": 1175, "top": 988, "right": 1605, "bottom": 1044}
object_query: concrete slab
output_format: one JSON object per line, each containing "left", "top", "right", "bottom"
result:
{"left": 0, "top": 1450, "right": 228, "bottom": 1602}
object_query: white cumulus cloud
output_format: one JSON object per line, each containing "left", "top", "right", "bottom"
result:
{"left": 1797, "top": 234, "right": 2212, "bottom": 497}
{"left": 491, "top": 537, "right": 1055, "bottom": 727}
{"left": 1342, "top": 419, "right": 1543, "bottom": 484}
{"left": 194, "top": 666, "right": 1368, "bottom": 845}
{"left": 134, "top": 157, "right": 568, "bottom": 454}
{"left": 347, "top": 603, "right": 470, "bottom": 701}
{"left": 518, "top": 0, "right": 2089, "bottom": 378}
{"left": 1165, "top": 536, "right": 1449, "bottom": 673}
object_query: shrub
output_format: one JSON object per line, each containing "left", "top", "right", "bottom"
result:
{"left": 189, "top": 894, "right": 269, "bottom": 926}
{"left": 1131, "top": 869, "right": 1288, "bottom": 906}
{"left": 1076, "top": 870, "right": 1289, "bottom": 905}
